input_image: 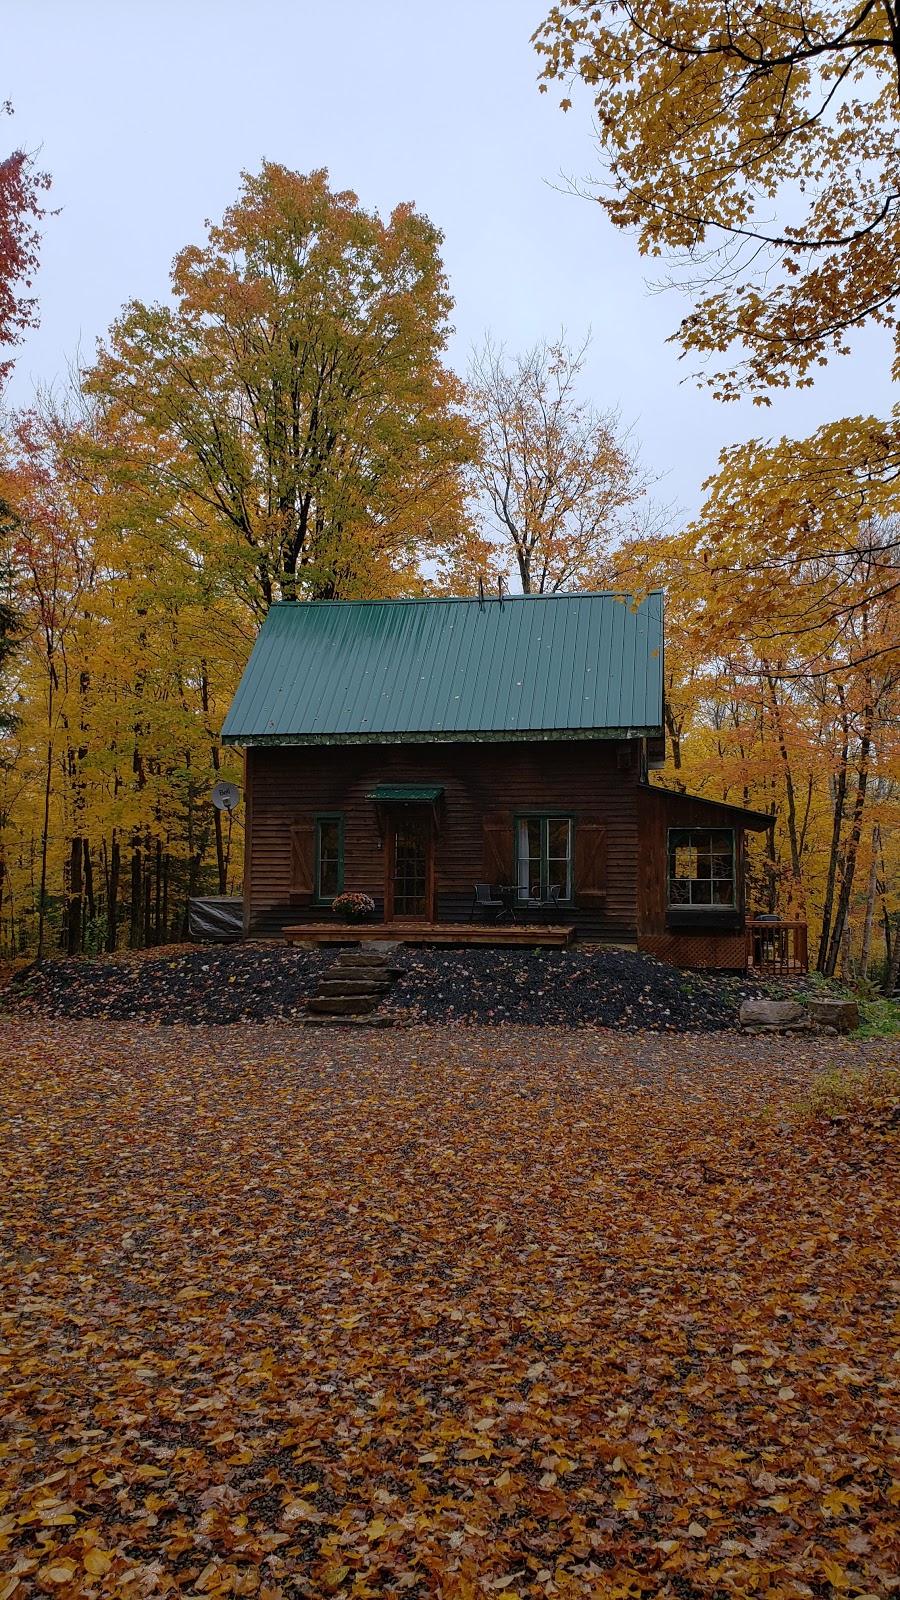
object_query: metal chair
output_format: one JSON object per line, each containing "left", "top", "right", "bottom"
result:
{"left": 540, "top": 884, "right": 563, "bottom": 923}
{"left": 471, "top": 882, "right": 505, "bottom": 923}
{"left": 519, "top": 883, "right": 564, "bottom": 923}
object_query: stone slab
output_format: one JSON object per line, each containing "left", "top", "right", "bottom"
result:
{"left": 739, "top": 998, "right": 807, "bottom": 1030}
{"left": 318, "top": 979, "right": 390, "bottom": 997}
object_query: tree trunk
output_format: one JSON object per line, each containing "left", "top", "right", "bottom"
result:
{"left": 106, "top": 837, "right": 120, "bottom": 953}
{"left": 823, "top": 700, "right": 873, "bottom": 978}
{"left": 36, "top": 733, "right": 53, "bottom": 963}
{"left": 766, "top": 817, "right": 777, "bottom": 913}
{"left": 152, "top": 838, "right": 161, "bottom": 934}
{"left": 130, "top": 845, "right": 142, "bottom": 949}
{"left": 817, "top": 702, "right": 849, "bottom": 972}
{"left": 66, "top": 836, "right": 83, "bottom": 957}
{"left": 765, "top": 671, "right": 802, "bottom": 879}
{"left": 162, "top": 852, "right": 170, "bottom": 943}
{"left": 884, "top": 917, "right": 900, "bottom": 997}
{"left": 180, "top": 851, "right": 203, "bottom": 939}
{"left": 859, "top": 825, "right": 879, "bottom": 981}
{"left": 664, "top": 700, "right": 684, "bottom": 780}
{"left": 83, "top": 841, "right": 96, "bottom": 925}
{"left": 143, "top": 843, "right": 153, "bottom": 947}
{"left": 202, "top": 669, "right": 228, "bottom": 894}
{"left": 839, "top": 911, "right": 855, "bottom": 984}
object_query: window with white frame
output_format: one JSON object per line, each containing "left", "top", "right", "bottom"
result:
{"left": 516, "top": 816, "right": 572, "bottom": 901}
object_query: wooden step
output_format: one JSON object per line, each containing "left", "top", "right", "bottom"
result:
{"left": 286, "top": 922, "right": 575, "bottom": 948}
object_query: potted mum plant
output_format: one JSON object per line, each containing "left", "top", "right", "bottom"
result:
{"left": 332, "top": 891, "right": 376, "bottom": 924}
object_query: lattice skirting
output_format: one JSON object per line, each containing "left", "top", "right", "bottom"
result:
{"left": 638, "top": 933, "right": 746, "bottom": 970}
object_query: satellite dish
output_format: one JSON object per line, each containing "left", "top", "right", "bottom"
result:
{"left": 211, "top": 780, "right": 241, "bottom": 812}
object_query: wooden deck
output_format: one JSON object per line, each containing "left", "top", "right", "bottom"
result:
{"left": 284, "top": 921, "right": 576, "bottom": 947}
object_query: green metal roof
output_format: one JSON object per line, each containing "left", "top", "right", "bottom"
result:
{"left": 220, "top": 592, "right": 664, "bottom": 746}
{"left": 366, "top": 784, "right": 444, "bottom": 802}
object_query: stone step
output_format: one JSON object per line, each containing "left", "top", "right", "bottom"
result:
{"left": 317, "top": 979, "right": 390, "bottom": 997}
{"left": 304, "top": 1014, "right": 396, "bottom": 1028}
{"left": 308, "top": 995, "right": 380, "bottom": 1015}
{"left": 325, "top": 966, "right": 390, "bottom": 982}
{"left": 333, "top": 951, "right": 394, "bottom": 967}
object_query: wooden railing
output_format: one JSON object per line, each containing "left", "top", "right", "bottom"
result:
{"left": 746, "top": 918, "right": 809, "bottom": 975}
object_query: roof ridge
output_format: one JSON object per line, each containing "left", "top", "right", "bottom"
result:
{"left": 268, "top": 590, "right": 663, "bottom": 608}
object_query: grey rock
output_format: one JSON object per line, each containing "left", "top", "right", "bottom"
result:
{"left": 808, "top": 998, "right": 860, "bottom": 1033}
{"left": 739, "top": 998, "right": 808, "bottom": 1031}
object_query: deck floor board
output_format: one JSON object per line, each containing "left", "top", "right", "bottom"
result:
{"left": 284, "top": 922, "right": 575, "bottom": 947}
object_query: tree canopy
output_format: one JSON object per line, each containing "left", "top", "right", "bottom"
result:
{"left": 534, "top": 2, "right": 900, "bottom": 401}
{"left": 0, "top": 105, "right": 50, "bottom": 387}
{"left": 467, "top": 336, "right": 646, "bottom": 593}
{"left": 86, "top": 164, "right": 476, "bottom": 616}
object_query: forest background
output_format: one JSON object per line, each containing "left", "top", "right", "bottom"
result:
{"left": 1, "top": 2, "right": 899, "bottom": 985}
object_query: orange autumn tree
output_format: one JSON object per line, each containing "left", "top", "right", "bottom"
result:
{"left": 537, "top": 1, "right": 900, "bottom": 980}
{"left": 614, "top": 496, "right": 900, "bottom": 978}
{"left": 85, "top": 164, "right": 476, "bottom": 619}
{"left": 0, "top": 104, "right": 50, "bottom": 389}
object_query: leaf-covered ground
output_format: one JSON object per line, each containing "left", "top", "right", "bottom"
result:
{"left": 1, "top": 1021, "right": 898, "bottom": 1599}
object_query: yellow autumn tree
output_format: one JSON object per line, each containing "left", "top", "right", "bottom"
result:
{"left": 0, "top": 402, "right": 247, "bottom": 956}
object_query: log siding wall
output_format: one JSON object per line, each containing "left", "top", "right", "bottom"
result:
{"left": 244, "top": 741, "right": 642, "bottom": 940}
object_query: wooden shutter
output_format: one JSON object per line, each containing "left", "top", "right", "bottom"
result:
{"left": 482, "top": 813, "right": 512, "bottom": 884}
{"left": 290, "top": 820, "right": 316, "bottom": 903}
{"left": 575, "top": 817, "right": 607, "bottom": 906}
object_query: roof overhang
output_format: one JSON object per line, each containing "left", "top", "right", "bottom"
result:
{"left": 224, "top": 725, "right": 664, "bottom": 748}
{"left": 641, "top": 783, "right": 773, "bottom": 831}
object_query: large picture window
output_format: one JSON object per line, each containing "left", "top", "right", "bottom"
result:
{"left": 668, "top": 828, "right": 735, "bottom": 908}
{"left": 516, "top": 816, "right": 572, "bottom": 901}
{"left": 315, "top": 816, "right": 344, "bottom": 902}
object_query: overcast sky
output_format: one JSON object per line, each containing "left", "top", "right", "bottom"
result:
{"left": 4, "top": 0, "right": 897, "bottom": 523}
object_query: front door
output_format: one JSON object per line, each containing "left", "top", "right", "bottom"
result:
{"left": 387, "top": 812, "right": 433, "bottom": 922}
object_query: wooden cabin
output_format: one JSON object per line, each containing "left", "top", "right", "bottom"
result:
{"left": 221, "top": 592, "right": 771, "bottom": 968}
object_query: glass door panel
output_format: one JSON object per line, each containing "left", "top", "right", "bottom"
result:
{"left": 391, "top": 815, "right": 431, "bottom": 919}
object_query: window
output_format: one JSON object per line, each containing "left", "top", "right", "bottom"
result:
{"left": 516, "top": 816, "right": 572, "bottom": 900}
{"left": 315, "top": 816, "right": 344, "bottom": 901}
{"left": 668, "top": 828, "right": 734, "bottom": 908}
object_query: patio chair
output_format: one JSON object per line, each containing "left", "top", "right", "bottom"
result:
{"left": 471, "top": 882, "right": 505, "bottom": 923}
{"left": 520, "top": 883, "right": 563, "bottom": 924}
{"left": 540, "top": 884, "right": 563, "bottom": 923}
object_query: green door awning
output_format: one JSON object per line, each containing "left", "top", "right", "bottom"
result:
{"left": 366, "top": 784, "right": 444, "bottom": 803}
